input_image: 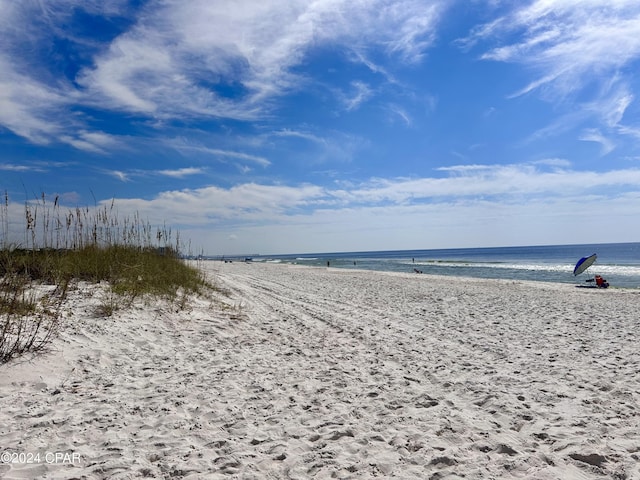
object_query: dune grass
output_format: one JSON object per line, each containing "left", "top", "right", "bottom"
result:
{"left": 1, "top": 192, "right": 210, "bottom": 363}
{"left": 1, "top": 246, "right": 206, "bottom": 298}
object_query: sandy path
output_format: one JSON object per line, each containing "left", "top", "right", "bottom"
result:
{"left": 206, "top": 262, "right": 640, "bottom": 479}
{"left": 0, "top": 262, "right": 639, "bottom": 479}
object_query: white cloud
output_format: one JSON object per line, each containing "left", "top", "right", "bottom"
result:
{"left": 0, "top": 56, "right": 66, "bottom": 144}
{"left": 348, "top": 50, "right": 398, "bottom": 85}
{"left": 532, "top": 158, "right": 572, "bottom": 169}
{"left": 463, "top": 0, "right": 640, "bottom": 156}
{"left": 175, "top": 190, "right": 640, "bottom": 254}
{"left": 200, "top": 149, "right": 271, "bottom": 167}
{"left": 168, "top": 141, "right": 271, "bottom": 168}
{"left": 0, "top": 163, "right": 37, "bottom": 172}
{"left": 272, "top": 129, "right": 327, "bottom": 145}
{"left": 59, "top": 130, "right": 120, "bottom": 153}
{"left": 618, "top": 125, "right": 640, "bottom": 139}
{"left": 386, "top": 103, "right": 412, "bottom": 126}
{"left": 105, "top": 183, "right": 327, "bottom": 227}
{"left": 271, "top": 128, "right": 367, "bottom": 165}
{"left": 108, "top": 170, "right": 130, "bottom": 182}
{"left": 6, "top": 161, "right": 640, "bottom": 252}
{"left": 94, "top": 164, "right": 640, "bottom": 230}
{"left": 0, "top": 54, "right": 126, "bottom": 153}
{"left": 0, "top": 0, "right": 446, "bottom": 151}
{"left": 343, "top": 81, "right": 374, "bottom": 112}
{"left": 380, "top": 1, "right": 442, "bottom": 63}
{"left": 0, "top": 1, "right": 137, "bottom": 148}
{"left": 467, "top": 1, "right": 640, "bottom": 100}
{"left": 523, "top": 79, "right": 636, "bottom": 147}
{"left": 579, "top": 129, "right": 616, "bottom": 156}
{"left": 157, "top": 168, "right": 205, "bottom": 178}
{"left": 76, "top": 0, "right": 446, "bottom": 119}
{"left": 596, "top": 82, "right": 634, "bottom": 128}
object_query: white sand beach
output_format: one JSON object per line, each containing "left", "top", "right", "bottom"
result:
{"left": 1, "top": 261, "right": 639, "bottom": 479}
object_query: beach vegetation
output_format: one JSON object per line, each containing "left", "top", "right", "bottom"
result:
{"left": 0, "top": 191, "right": 211, "bottom": 363}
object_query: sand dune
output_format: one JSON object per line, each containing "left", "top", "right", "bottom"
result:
{"left": 1, "top": 261, "right": 639, "bottom": 479}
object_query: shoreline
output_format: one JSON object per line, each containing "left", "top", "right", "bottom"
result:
{"left": 248, "top": 258, "right": 638, "bottom": 291}
{"left": 243, "top": 257, "right": 640, "bottom": 290}
{"left": 1, "top": 261, "right": 638, "bottom": 478}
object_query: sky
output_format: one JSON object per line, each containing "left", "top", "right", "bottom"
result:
{"left": 1, "top": 0, "right": 640, "bottom": 255}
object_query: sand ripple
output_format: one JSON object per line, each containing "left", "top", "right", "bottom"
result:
{"left": 1, "top": 262, "right": 639, "bottom": 479}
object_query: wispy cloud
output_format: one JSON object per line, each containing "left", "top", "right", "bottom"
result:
{"left": 460, "top": 0, "right": 640, "bottom": 156}
{"left": 201, "top": 149, "right": 270, "bottom": 167}
{"left": 618, "top": 125, "right": 640, "bottom": 140}
{"left": 380, "top": 1, "right": 443, "bottom": 63}
{"left": 104, "top": 167, "right": 205, "bottom": 182}
{"left": 0, "top": 50, "right": 123, "bottom": 152}
{"left": 346, "top": 164, "right": 640, "bottom": 206}
{"left": 157, "top": 167, "right": 205, "bottom": 178}
{"left": 59, "top": 130, "right": 120, "bottom": 153}
{"left": 465, "top": 1, "right": 640, "bottom": 100}
{"left": 88, "top": 163, "right": 640, "bottom": 252}
{"left": 98, "top": 163, "right": 640, "bottom": 224}
{"left": 532, "top": 158, "right": 572, "bottom": 169}
{"left": 107, "top": 170, "right": 130, "bottom": 182}
{"left": 272, "top": 129, "right": 367, "bottom": 165}
{"left": 0, "top": 1, "right": 133, "bottom": 147}
{"left": 0, "top": 163, "right": 38, "bottom": 172}
{"left": 579, "top": 129, "right": 616, "bottom": 156}
{"left": 1, "top": 0, "right": 447, "bottom": 153}
{"left": 593, "top": 80, "right": 634, "bottom": 128}
{"left": 272, "top": 129, "right": 327, "bottom": 145}
{"left": 343, "top": 81, "right": 374, "bottom": 112}
{"left": 347, "top": 50, "right": 398, "bottom": 85}
{"left": 386, "top": 104, "right": 412, "bottom": 126}
{"left": 77, "top": 0, "right": 447, "bottom": 120}
{"left": 523, "top": 77, "right": 636, "bottom": 145}
{"left": 106, "top": 182, "right": 327, "bottom": 226}
{"left": 0, "top": 160, "right": 65, "bottom": 173}
{"left": 169, "top": 141, "right": 271, "bottom": 168}
{"left": 0, "top": 55, "right": 66, "bottom": 144}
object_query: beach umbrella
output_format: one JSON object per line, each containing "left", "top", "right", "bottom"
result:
{"left": 573, "top": 253, "right": 597, "bottom": 276}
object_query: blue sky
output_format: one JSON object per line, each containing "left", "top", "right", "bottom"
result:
{"left": 2, "top": 0, "right": 640, "bottom": 255}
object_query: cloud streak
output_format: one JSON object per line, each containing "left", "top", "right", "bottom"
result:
{"left": 94, "top": 163, "right": 640, "bottom": 253}
{"left": 1, "top": 0, "right": 446, "bottom": 153}
{"left": 99, "top": 163, "right": 640, "bottom": 226}
{"left": 157, "top": 168, "right": 205, "bottom": 178}
{"left": 459, "top": 0, "right": 640, "bottom": 155}
{"left": 0, "top": 55, "right": 66, "bottom": 144}
{"left": 167, "top": 141, "right": 271, "bottom": 168}
{"left": 78, "top": 0, "right": 447, "bottom": 120}
{"left": 468, "top": 1, "right": 640, "bottom": 99}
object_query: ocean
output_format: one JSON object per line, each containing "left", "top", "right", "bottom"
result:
{"left": 251, "top": 242, "right": 640, "bottom": 289}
